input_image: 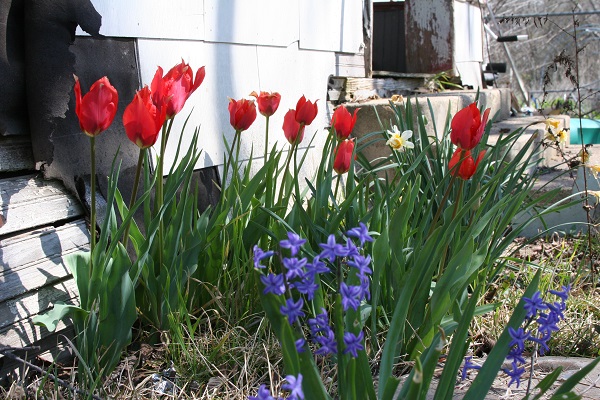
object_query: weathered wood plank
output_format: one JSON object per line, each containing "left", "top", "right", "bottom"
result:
{"left": 0, "top": 175, "right": 84, "bottom": 235}
{"left": 0, "top": 219, "right": 89, "bottom": 275}
{"left": 0, "top": 220, "right": 89, "bottom": 302}
{"left": 0, "top": 136, "right": 34, "bottom": 173}
{"left": 0, "top": 318, "right": 71, "bottom": 358}
{"left": 0, "top": 286, "right": 77, "bottom": 372}
{"left": 339, "top": 75, "right": 432, "bottom": 102}
{"left": 0, "top": 326, "right": 74, "bottom": 375}
{"left": 0, "top": 279, "right": 78, "bottom": 331}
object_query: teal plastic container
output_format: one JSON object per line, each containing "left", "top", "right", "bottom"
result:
{"left": 570, "top": 118, "right": 600, "bottom": 144}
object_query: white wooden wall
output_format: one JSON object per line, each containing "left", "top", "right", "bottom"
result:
{"left": 77, "top": 0, "right": 364, "bottom": 172}
{"left": 453, "top": 1, "right": 483, "bottom": 89}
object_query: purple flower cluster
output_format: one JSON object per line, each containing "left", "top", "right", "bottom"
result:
{"left": 308, "top": 309, "right": 338, "bottom": 356}
{"left": 503, "top": 285, "right": 570, "bottom": 388}
{"left": 252, "top": 226, "right": 374, "bottom": 361}
{"left": 248, "top": 374, "right": 304, "bottom": 400}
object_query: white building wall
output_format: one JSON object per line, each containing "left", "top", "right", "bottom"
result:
{"left": 77, "top": 0, "right": 364, "bottom": 175}
{"left": 453, "top": 1, "right": 484, "bottom": 88}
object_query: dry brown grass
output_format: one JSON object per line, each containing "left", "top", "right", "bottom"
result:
{"left": 475, "top": 235, "right": 600, "bottom": 359}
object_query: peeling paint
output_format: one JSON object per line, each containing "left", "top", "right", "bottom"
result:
{"left": 405, "top": 0, "right": 454, "bottom": 73}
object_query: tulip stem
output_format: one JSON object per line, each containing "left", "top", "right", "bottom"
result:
{"left": 123, "top": 149, "right": 145, "bottom": 248}
{"left": 264, "top": 116, "right": 270, "bottom": 165}
{"left": 223, "top": 129, "right": 241, "bottom": 183}
{"left": 234, "top": 130, "right": 242, "bottom": 169}
{"left": 154, "top": 121, "right": 169, "bottom": 278}
{"left": 164, "top": 118, "right": 174, "bottom": 149}
{"left": 277, "top": 141, "right": 297, "bottom": 208}
{"left": 452, "top": 179, "right": 464, "bottom": 221}
{"left": 428, "top": 167, "right": 458, "bottom": 237}
{"left": 293, "top": 144, "right": 301, "bottom": 204}
{"left": 334, "top": 174, "right": 341, "bottom": 203}
{"left": 89, "top": 136, "right": 97, "bottom": 262}
{"left": 334, "top": 291, "right": 347, "bottom": 399}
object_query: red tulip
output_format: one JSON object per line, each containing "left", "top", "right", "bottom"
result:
{"left": 448, "top": 148, "right": 486, "bottom": 180}
{"left": 283, "top": 109, "right": 305, "bottom": 145}
{"left": 294, "top": 95, "right": 318, "bottom": 126}
{"left": 151, "top": 61, "right": 205, "bottom": 118}
{"left": 123, "top": 86, "right": 167, "bottom": 149}
{"left": 228, "top": 98, "right": 257, "bottom": 132}
{"left": 250, "top": 91, "right": 281, "bottom": 117}
{"left": 332, "top": 105, "right": 359, "bottom": 140}
{"left": 333, "top": 139, "right": 355, "bottom": 174}
{"left": 74, "top": 76, "right": 118, "bottom": 137}
{"left": 450, "top": 103, "right": 491, "bottom": 150}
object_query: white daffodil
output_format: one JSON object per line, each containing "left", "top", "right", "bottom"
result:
{"left": 556, "top": 129, "right": 568, "bottom": 144}
{"left": 386, "top": 125, "right": 414, "bottom": 151}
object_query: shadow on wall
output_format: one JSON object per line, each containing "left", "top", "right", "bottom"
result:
{"left": 22, "top": 0, "right": 141, "bottom": 206}
{"left": 0, "top": 0, "right": 29, "bottom": 137}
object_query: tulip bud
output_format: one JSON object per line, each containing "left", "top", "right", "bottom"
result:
{"left": 333, "top": 139, "right": 355, "bottom": 174}
{"left": 294, "top": 95, "right": 318, "bottom": 126}
{"left": 228, "top": 98, "right": 257, "bottom": 132}
{"left": 283, "top": 109, "right": 305, "bottom": 145}
{"left": 450, "top": 103, "right": 490, "bottom": 150}
{"left": 74, "top": 76, "right": 118, "bottom": 137}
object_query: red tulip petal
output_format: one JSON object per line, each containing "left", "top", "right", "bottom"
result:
{"left": 192, "top": 66, "right": 206, "bottom": 92}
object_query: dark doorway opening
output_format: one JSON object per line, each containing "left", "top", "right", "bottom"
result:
{"left": 372, "top": 2, "right": 406, "bottom": 73}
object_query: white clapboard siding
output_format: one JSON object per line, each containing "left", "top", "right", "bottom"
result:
{"left": 204, "top": 0, "right": 299, "bottom": 47}
{"left": 77, "top": 0, "right": 204, "bottom": 40}
{"left": 137, "top": 39, "right": 335, "bottom": 172}
{"left": 299, "top": 0, "right": 364, "bottom": 53}
{"left": 335, "top": 52, "right": 366, "bottom": 78}
{"left": 0, "top": 175, "right": 84, "bottom": 236}
{"left": 79, "top": 0, "right": 364, "bottom": 53}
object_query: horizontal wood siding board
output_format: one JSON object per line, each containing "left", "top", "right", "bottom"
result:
{"left": 77, "top": 0, "right": 204, "bottom": 40}
{"left": 299, "top": 0, "right": 363, "bottom": 53}
{"left": 0, "top": 318, "right": 70, "bottom": 350}
{"left": 204, "top": 0, "right": 299, "bottom": 47}
{"left": 335, "top": 53, "right": 366, "bottom": 77}
{"left": 0, "top": 175, "right": 84, "bottom": 235}
{"left": 0, "top": 220, "right": 89, "bottom": 275}
{"left": 344, "top": 78, "right": 424, "bottom": 90}
{"left": 0, "top": 323, "right": 73, "bottom": 376}
{"left": 0, "top": 279, "right": 78, "bottom": 331}
{"left": 0, "top": 329, "right": 74, "bottom": 377}
{"left": 0, "top": 136, "right": 34, "bottom": 173}
{"left": 0, "top": 255, "right": 77, "bottom": 304}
